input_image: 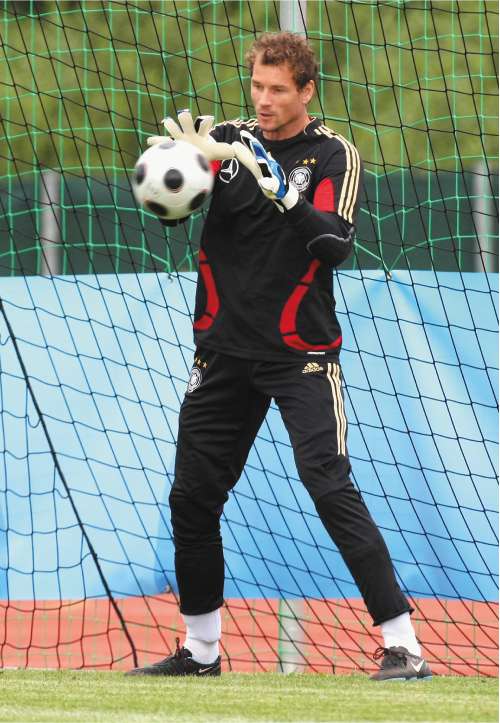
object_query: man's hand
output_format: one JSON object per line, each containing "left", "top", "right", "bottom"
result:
{"left": 232, "top": 130, "right": 299, "bottom": 212}
{"left": 147, "top": 110, "right": 235, "bottom": 161}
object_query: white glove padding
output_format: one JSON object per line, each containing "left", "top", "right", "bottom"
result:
{"left": 147, "top": 110, "right": 235, "bottom": 162}
{"left": 233, "top": 129, "right": 299, "bottom": 212}
{"left": 231, "top": 140, "right": 264, "bottom": 183}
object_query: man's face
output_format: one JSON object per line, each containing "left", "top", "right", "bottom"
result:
{"left": 250, "top": 55, "right": 314, "bottom": 140}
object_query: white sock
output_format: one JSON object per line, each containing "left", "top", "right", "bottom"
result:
{"left": 381, "top": 612, "right": 421, "bottom": 657}
{"left": 182, "top": 609, "right": 221, "bottom": 664}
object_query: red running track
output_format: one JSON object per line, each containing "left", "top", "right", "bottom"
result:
{"left": 0, "top": 595, "right": 497, "bottom": 676}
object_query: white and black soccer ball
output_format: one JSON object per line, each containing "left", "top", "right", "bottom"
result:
{"left": 132, "top": 139, "right": 214, "bottom": 221}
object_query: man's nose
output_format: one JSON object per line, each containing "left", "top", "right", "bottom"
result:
{"left": 259, "top": 89, "right": 271, "bottom": 105}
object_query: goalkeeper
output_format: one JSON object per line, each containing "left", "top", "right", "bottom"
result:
{"left": 127, "top": 31, "right": 431, "bottom": 682}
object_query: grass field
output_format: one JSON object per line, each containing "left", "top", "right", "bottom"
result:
{"left": 0, "top": 670, "right": 497, "bottom": 723}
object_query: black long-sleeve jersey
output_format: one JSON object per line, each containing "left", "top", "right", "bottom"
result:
{"left": 193, "top": 116, "right": 362, "bottom": 361}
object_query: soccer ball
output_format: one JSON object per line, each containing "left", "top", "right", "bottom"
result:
{"left": 132, "top": 139, "right": 214, "bottom": 221}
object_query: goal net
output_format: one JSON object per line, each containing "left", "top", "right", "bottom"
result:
{"left": 0, "top": 0, "right": 497, "bottom": 675}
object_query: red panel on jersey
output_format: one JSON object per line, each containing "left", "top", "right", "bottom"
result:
{"left": 280, "top": 259, "right": 342, "bottom": 351}
{"left": 283, "top": 332, "right": 342, "bottom": 351}
{"left": 193, "top": 248, "right": 220, "bottom": 330}
{"left": 210, "top": 160, "right": 222, "bottom": 176}
{"left": 313, "top": 178, "right": 335, "bottom": 212}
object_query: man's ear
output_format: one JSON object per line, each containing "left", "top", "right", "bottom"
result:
{"left": 302, "top": 79, "right": 315, "bottom": 105}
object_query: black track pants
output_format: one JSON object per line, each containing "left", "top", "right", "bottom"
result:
{"left": 169, "top": 348, "right": 412, "bottom": 624}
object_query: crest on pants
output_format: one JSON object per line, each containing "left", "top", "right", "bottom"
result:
{"left": 187, "top": 366, "right": 203, "bottom": 394}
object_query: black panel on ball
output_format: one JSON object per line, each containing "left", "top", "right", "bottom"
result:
{"left": 134, "top": 163, "right": 146, "bottom": 184}
{"left": 197, "top": 153, "right": 209, "bottom": 172}
{"left": 189, "top": 191, "right": 207, "bottom": 211}
{"left": 160, "top": 140, "right": 176, "bottom": 149}
{"left": 164, "top": 168, "right": 184, "bottom": 191}
{"left": 146, "top": 201, "right": 168, "bottom": 216}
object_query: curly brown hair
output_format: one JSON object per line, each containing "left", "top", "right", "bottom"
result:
{"left": 245, "top": 32, "right": 318, "bottom": 90}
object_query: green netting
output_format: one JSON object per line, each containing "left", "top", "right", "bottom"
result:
{"left": 0, "top": 0, "right": 498, "bottom": 275}
{"left": 0, "top": 0, "right": 498, "bottom": 677}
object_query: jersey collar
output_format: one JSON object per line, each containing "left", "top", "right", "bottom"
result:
{"left": 303, "top": 116, "right": 322, "bottom": 136}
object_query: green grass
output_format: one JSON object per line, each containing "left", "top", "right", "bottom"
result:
{"left": 0, "top": 670, "right": 497, "bottom": 723}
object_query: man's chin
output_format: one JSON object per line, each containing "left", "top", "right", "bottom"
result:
{"left": 257, "top": 115, "right": 276, "bottom": 128}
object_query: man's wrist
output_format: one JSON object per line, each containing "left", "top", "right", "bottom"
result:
{"left": 281, "top": 183, "right": 300, "bottom": 211}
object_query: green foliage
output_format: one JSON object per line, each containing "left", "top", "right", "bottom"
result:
{"left": 0, "top": 0, "right": 497, "bottom": 178}
{"left": 0, "top": 1, "right": 497, "bottom": 275}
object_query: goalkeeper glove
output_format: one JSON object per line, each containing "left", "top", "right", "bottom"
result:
{"left": 233, "top": 130, "right": 299, "bottom": 212}
{"left": 147, "top": 110, "right": 235, "bottom": 161}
